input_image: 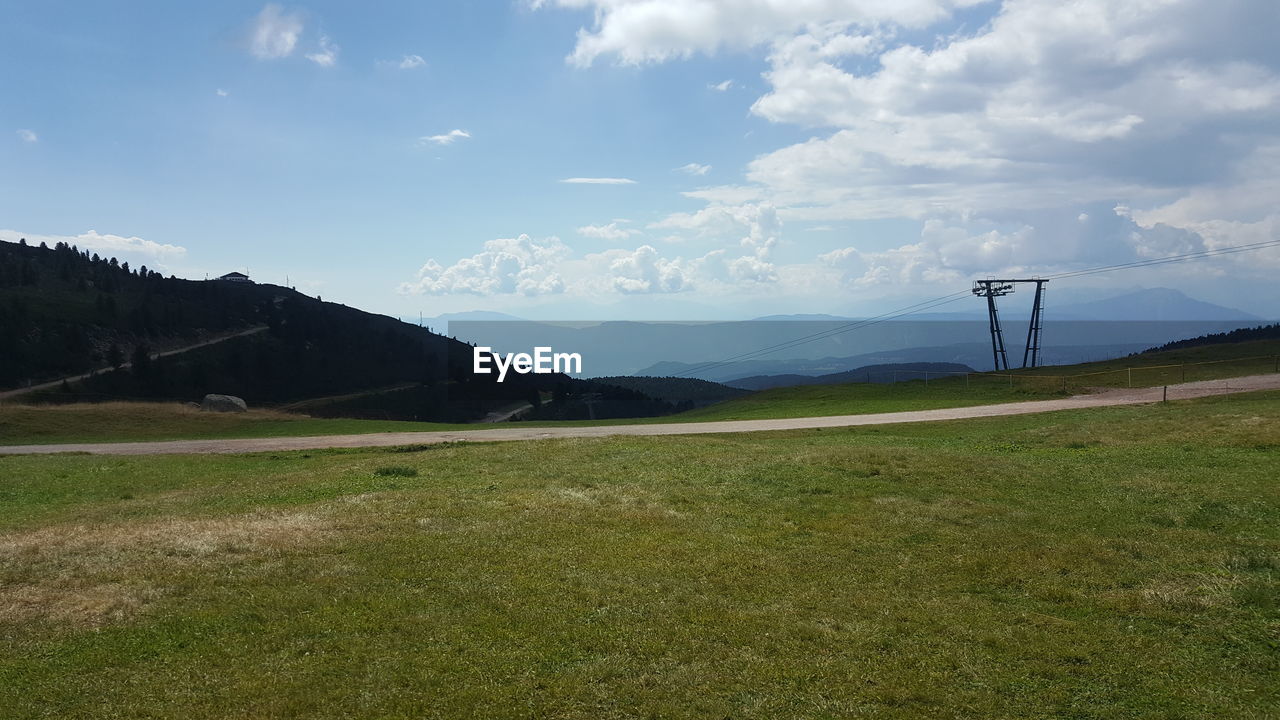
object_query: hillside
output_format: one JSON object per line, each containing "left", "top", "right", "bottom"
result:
{"left": 0, "top": 239, "right": 674, "bottom": 422}
{"left": 590, "top": 376, "right": 749, "bottom": 407}
{"left": 1143, "top": 323, "right": 1280, "bottom": 353}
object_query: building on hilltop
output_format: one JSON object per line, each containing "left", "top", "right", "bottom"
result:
{"left": 215, "top": 271, "right": 253, "bottom": 283}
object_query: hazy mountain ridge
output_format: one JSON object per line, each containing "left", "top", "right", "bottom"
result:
{"left": 726, "top": 362, "right": 976, "bottom": 391}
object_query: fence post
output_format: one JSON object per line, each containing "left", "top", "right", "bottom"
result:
{"left": 1127, "top": 368, "right": 1132, "bottom": 388}
{"left": 1163, "top": 385, "right": 1167, "bottom": 403}
{"left": 1009, "top": 374, "right": 1013, "bottom": 389}
{"left": 965, "top": 373, "right": 970, "bottom": 390}
{"left": 924, "top": 371, "right": 929, "bottom": 386}
{"left": 1062, "top": 376, "right": 1067, "bottom": 392}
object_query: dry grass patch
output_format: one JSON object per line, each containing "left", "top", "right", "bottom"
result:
{"left": 0, "top": 511, "right": 334, "bottom": 627}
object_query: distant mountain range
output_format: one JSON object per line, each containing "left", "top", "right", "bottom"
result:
{"left": 1051, "top": 288, "right": 1262, "bottom": 322}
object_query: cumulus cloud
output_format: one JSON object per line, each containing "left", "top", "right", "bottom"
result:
{"left": 249, "top": 4, "right": 303, "bottom": 59}
{"left": 815, "top": 204, "right": 1223, "bottom": 289}
{"left": 744, "top": 1, "right": 1280, "bottom": 221}
{"left": 651, "top": 202, "right": 779, "bottom": 248}
{"left": 0, "top": 229, "right": 187, "bottom": 261}
{"left": 400, "top": 235, "right": 568, "bottom": 296}
{"left": 676, "top": 162, "right": 711, "bottom": 176}
{"left": 537, "top": 0, "right": 973, "bottom": 67}
{"left": 710, "top": 79, "right": 733, "bottom": 91}
{"left": 216, "top": 88, "right": 229, "bottom": 97}
{"left": 420, "top": 129, "right": 471, "bottom": 146}
{"left": 400, "top": 229, "right": 785, "bottom": 298}
{"left": 398, "top": 54, "right": 425, "bottom": 69}
{"left": 560, "top": 177, "right": 637, "bottom": 184}
{"left": 578, "top": 222, "right": 640, "bottom": 240}
{"left": 604, "top": 245, "right": 688, "bottom": 293}
{"left": 305, "top": 34, "right": 338, "bottom": 67}
{"left": 16, "top": 129, "right": 37, "bottom": 143}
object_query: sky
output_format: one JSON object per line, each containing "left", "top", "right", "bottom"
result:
{"left": 2, "top": 0, "right": 1279, "bottom": 320}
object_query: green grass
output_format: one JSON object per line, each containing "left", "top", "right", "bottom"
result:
{"left": 1, "top": 391, "right": 1277, "bottom": 718}
{"left": 0, "top": 402, "right": 475, "bottom": 446}
{"left": 1021, "top": 338, "right": 1280, "bottom": 389}
{"left": 670, "top": 376, "right": 1045, "bottom": 421}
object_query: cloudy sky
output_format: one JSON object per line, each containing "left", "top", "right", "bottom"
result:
{"left": 2, "top": 0, "right": 1278, "bottom": 319}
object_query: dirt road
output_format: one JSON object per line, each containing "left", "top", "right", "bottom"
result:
{"left": 0, "top": 326, "right": 269, "bottom": 401}
{"left": 4, "top": 374, "right": 1277, "bottom": 456}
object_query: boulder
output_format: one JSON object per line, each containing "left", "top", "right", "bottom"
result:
{"left": 201, "top": 394, "right": 248, "bottom": 413}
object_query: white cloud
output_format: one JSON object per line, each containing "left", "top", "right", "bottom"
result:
{"left": 399, "top": 54, "right": 425, "bottom": 69}
{"left": 400, "top": 229, "right": 783, "bottom": 298}
{"left": 249, "top": 4, "right": 303, "bottom": 60}
{"left": 676, "top": 162, "right": 711, "bottom": 176}
{"left": 578, "top": 222, "right": 640, "bottom": 240}
{"left": 651, "top": 202, "right": 779, "bottom": 248}
{"left": 16, "top": 129, "right": 37, "bottom": 143}
{"left": 604, "top": 245, "right": 688, "bottom": 293}
{"left": 400, "top": 235, "right": 568, "bottom": 296}
{"left": 737, "top": 1, "right": 1280, "bottom": 221}
{"left": 710, "top": 79, "right": 733, "bottom": 91}
{"left": 216, "top": 88, "right": 229, "bottom": 97}
{"left": 420, "top": 129, "right": 471, "bottom": 146}
{"left": 0, "top": 229, "right": 187, "bottom": 261}
{"left": 560, "top": 177, "right": 637, "bottom": 184}
{"left": 305, "top": 34, "right": 339, "bottom": 67}
{"left": 537, "top": 0, "right": 975, "bottom": 67}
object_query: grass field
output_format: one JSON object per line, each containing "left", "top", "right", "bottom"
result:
{"left": 1021, "top": 339, "right": 1280, "bottom": 390}
{"left": 0, "top": 402, "right": 475, "bottom": 447}
{"left": 2, "top": 391, "right": 1277, "bottom": 717}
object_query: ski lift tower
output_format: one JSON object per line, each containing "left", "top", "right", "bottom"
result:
{"left": 972, "top": 278, "right": 1048, "bottom": 371}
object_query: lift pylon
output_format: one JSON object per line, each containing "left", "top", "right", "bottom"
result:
{"left": 972, "top": 278, "right": 1049, "bottom": 371}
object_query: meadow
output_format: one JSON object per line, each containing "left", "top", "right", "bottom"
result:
{"left": 2, "top": 390, "right": 1277, "bottom": 718}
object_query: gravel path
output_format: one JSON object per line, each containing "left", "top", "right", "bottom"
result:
{"left": 4, "top": 374, "right": 1278, "bottom": 456}
{"left": 0, "top": 326, "right": 269, "bottom": 401}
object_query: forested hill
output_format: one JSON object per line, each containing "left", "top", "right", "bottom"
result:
{"left": 1142, "top": 324, "right": 1280, "bottom": 353}
{"left": 0, "top": 238, "right": 678, "bottom": 421}
{"left": 0, "top": 237, "right": 458, "bottom": 392}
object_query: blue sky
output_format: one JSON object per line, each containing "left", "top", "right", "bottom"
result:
{"left": 3, "top": 0, "right": 1279, "bottom": 320}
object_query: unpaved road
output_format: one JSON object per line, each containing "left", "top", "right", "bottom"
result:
{"left": 0, "top": 326, "right": 269, "bottom": 401}
{"left": 4, "top": 374, "right": 1278, "bottom": 456}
